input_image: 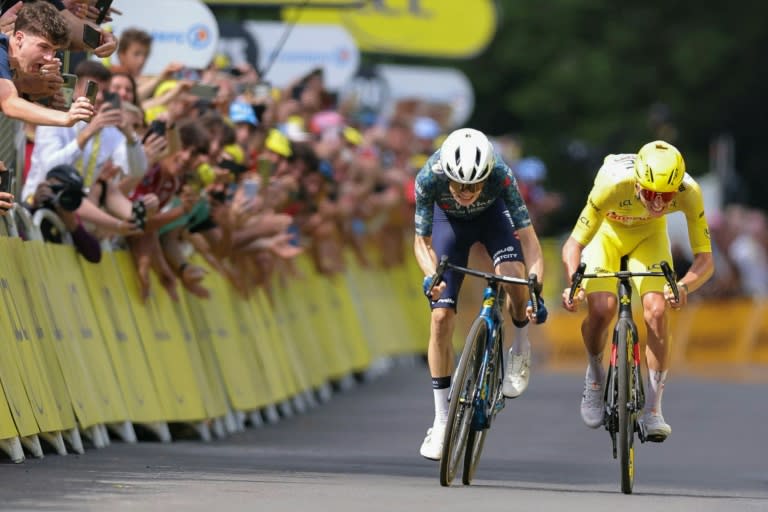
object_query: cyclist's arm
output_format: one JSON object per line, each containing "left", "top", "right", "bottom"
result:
{"left": 561, "top": 235, "right": 586, "bottom": 285}
{"left": 678, "top": 176, "right": 714, "bottom": 292}
{"left": 517, "top": 225, "right": 545, "bottom": 286}
{"left": 414, "top": 234, "right": 438, "bottom": 277}
{"left": 679, "top": 251, "right": 714, "bottom": 293}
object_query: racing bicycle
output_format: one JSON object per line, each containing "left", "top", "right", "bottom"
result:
{"left": 568, "top": 256, "right": 679, "bottom": 494}
{"left": 426, "top": 255, "right": 540, "bottom": 487}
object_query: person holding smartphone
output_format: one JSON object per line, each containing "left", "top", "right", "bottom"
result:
{"left": 0, "top": 2, "right": 94, "bottom": 127}
{"left": 23, "top": 60, "right": 147, "bottom": 237}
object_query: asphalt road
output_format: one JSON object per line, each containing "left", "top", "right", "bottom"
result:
{"left": 1, "top": 360, "right": 766, "bottom": 512}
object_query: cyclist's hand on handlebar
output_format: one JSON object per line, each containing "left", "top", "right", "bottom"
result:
{"left": 526, "top": 296, "right": 548, "bottom": 324}
{"left": 562, "top": 286, "right": 584, "bottom": 312}
{"left": 664, "top": 282, "right": 688, "bottom": 309}
{"left": 423, "top": 275, "right": 447, "bottom": 302}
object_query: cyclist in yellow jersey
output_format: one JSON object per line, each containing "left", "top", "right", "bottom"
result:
{"left": 561, "top": 140, "right": 714, "bottom": 441}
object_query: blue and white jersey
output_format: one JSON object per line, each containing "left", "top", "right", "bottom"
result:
{"left": 413, "top": 149, "right": 532, "bottom": 236}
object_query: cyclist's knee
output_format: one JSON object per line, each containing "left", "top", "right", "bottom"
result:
{"left": 586, "top": 293, "right": 617, "bottom": 327}
{"left": 642, "top": 293, "right": 667, "bottom": 325}
{"left": 431, "top": 307, "right": 455, "bottom": 327}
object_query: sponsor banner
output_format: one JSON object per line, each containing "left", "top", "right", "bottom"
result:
{"left": 236, "top": 22, "right": 359, "bottom": 90}
{"left": 376, "top": 64, "right": 474, "bottom": 127}
{"left": 110, "top": 0, "right": 219, "bottom": 75}
{"left": 283, "top": 0, "right": 497, "bottom": 58}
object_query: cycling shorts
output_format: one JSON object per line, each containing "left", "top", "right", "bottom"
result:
{"left": 581, "top": 221, "right": 673, "bottom": 296}
{"left": 430, "top": 199, "right": 524, "bottom": 310}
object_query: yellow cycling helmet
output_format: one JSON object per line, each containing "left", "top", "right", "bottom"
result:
{"left": 634, "top": 140, "right": 685, "bottom": 193}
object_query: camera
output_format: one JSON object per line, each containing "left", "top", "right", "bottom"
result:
{"left": 42, "top": 183, "right": 84, "bottom": 212}
{"left": 41, "top": 165, "right": 86, "bottom": 212}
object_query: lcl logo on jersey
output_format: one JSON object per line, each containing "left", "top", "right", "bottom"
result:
{"left": 579, "top": 216, "right": 590, "bottom": 227}
{"left": 619, "top": 199, "right": 632, "bottom": 207}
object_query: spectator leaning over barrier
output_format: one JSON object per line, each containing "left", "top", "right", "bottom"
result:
{"left": 126, "top": 119, "right": 210, "bottom": 301}
{"left": 22, "top": 60, "right": 147, "bottom": 237}
{"left": 0, "top": 1, "right": 93, "bottom": 127}
{"left": 26, "top": 163, "right": 100, "bottom": 262}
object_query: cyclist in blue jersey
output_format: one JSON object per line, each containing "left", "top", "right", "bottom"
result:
{"left": 414, "top": 128, "right": 548, "bottom": 460}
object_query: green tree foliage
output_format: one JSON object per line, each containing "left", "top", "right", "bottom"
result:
{"left": 461, "top": 0, "right": 768, "bottom": 227}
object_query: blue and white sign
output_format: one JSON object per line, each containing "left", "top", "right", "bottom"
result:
{"left": 241, "top": 22, "right": 359, "bottom": 91}
{"left": 109, "top": 0, "right": 219, "bottom": 75}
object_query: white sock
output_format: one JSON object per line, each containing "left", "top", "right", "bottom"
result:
{"left": 645, "top": 369, "right": 668, "bottom": 415}
{"left": 434, "top": 388, "right": 450, "bottom": 425}
{"left": 511, "top": 324, "right": 530, "bottom": 355}
{"left": 587, "top": 352, "right": 604, "bottom": 384}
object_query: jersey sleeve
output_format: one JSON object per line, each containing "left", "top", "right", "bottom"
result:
{"left": 413, "top": 152, "right": 439, "bottom": 236}
{"left": 678, "top": 177, "right": 712, "bottom": 254}
{"left": 498, "top": 160, "right": 532, "bottom": 230}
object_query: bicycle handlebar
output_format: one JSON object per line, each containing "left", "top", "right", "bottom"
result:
{"left": 427, "top": 255, "right": 541, "bottom": 314}
{"left": 568, "top": 261, "right": 679, "bottom": 303}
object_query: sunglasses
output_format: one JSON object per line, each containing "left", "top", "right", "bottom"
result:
{"left": 638, "top": 188, "right": 676, "bottom": 203}
{"left": 449, "top": 180, "right": 484, "bottom": 193}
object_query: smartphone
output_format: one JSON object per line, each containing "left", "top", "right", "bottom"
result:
{"left": 188, "top": 83, "right": 219, "bottom": 100}
{"left": 142, "top": 119, "right": 167, "bottom": 143}
{"left": 94, "top": 0, "right": 113, "bottom": 24}
{"left": 250, "top": 81, "right": 271, "bottom": 101}
{"left": 102, "top": 90, "right": 121, "bottom": 110}
{"left": 61, "top": 73, "right": 77, "bottom": 109}
{"left": 0, "top": 162, "right": 11, "bottom": 196}
{"left": 82, "top": 24, "right": 102, "bottom": 49}
{"left": 85, "top": 80, "right": 98, "bottom": 105}
{"left": 243, "top": 179, "right": 259, "bottom": 200}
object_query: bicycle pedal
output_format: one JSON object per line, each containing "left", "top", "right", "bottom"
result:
{"left": 645, "top": 433, "right": 667, "bottom": 443}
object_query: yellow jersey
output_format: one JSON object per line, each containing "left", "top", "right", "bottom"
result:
{"left": 570, "top": 153, "right": 712, "bottom": 255}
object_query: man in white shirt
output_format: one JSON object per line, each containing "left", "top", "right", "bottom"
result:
{"left": 23, "top": 60, "right": 146, "bottom": 236}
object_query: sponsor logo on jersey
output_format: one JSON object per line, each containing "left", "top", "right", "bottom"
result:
{"left": 606, "top": 211, "right": 651, "bottom": 225}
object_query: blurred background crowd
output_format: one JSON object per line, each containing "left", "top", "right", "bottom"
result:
{"left": 2, "top": 0, "right": 766, "bottom": 303}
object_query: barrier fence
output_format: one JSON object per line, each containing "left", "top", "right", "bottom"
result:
{"left": 1, "top": 230, "right": 764, "bottom": 464}
{"left": 0, "top": 230, "right": 431, "bottom": 463}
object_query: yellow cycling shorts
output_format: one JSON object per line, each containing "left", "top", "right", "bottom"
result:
{"left": 581, "top": 221, "right": 673, "bottom": 296}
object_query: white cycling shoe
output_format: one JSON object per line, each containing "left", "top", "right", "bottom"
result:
{"left": 502, "top": 349, "right": 531, "bottom": 398}
{"left": 640, "top": 410, "right": 671, "bottom": 442}
{"left": 580, "top": 370, "right": 605, "bottom": 429}
{"left": 419, "top": 423, "right": 446, "bottom": 461}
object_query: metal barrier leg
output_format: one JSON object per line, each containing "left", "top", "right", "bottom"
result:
{"left": 39, "top": 431, "right": 67, "bottom": 455}
{"left": 20, "top": 435, "right": 43, "bottom": 458}
{"left": 64, "top": 427, "right": 85, "bottom": 454}
{"left": 0, "top": 437, "right": 25, "bottom": 463}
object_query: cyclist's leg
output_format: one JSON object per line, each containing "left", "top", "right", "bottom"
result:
{"left": 631, "top": 230, "right": 673, "bottom": 437}
{"left": 579, "top": 233, "right": 622, "bottom": 426}
{"left": 476, "top": 200, "right": 530, "bottom": 397}
{"left": 420, "top": 207, "right": 474, "bottom": 458}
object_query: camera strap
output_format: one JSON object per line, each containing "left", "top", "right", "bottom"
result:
{"left": 74, "top": 131, "right": 102, "bottom": 188}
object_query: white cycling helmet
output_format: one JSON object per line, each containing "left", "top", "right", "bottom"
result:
{"left": 439, "top": 128, "right": 495, "bottom": 184}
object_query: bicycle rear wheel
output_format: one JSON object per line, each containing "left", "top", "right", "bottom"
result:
{"left": 462, "top": 327, "right": 503, "bottom": 485}
{"left": 617, "top": 320, "right": 635, "bottom": 494}
{"left": 440, "top": 317, "right": 487, "bottom": 487}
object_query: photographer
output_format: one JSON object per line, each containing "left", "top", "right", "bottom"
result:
{"left": 29, "top": 163, "right": 101, "bottom": 263}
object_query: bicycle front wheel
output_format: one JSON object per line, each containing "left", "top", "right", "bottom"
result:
{"left": 440, "top": 317, "right": 487, "bottom": 487}
{"left": 462, "top": 327, "right": 503, "bottom": 485}
{"left": 617, "top": 320, "right": 635, "bottom": 494}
